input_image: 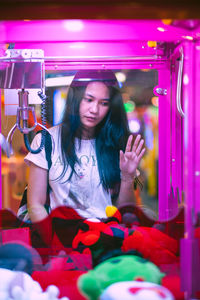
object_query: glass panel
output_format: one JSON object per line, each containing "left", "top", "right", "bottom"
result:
{"left": 1, "top": 68, "right": 158, "bottom": 219}
{"left": 1, "top": 91, "right": 28, "bottom": 213}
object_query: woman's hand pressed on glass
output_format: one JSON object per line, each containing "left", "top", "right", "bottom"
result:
{"left": 120, "top": 134, "right": 145, "bottom": 182}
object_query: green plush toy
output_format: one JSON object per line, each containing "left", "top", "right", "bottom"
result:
{"left": 78, "top": 255, "right": 165, "bottom": 300}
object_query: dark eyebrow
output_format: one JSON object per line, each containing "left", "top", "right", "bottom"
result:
{"left": 85, "top": 93, "right": 94, "bottom": 98}
{"left": 85, "top": 93, "right": 110, "bottom": 101}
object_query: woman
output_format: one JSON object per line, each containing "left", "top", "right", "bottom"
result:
{"left": 25, "top": 70, "right": 145, "bottom": 223}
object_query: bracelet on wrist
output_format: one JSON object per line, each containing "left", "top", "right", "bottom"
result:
{"left": 120, "top": 172, "right": 143, "bottom": 190}
{"left": 120, "top": 172, "right": 135, "bottom": 183}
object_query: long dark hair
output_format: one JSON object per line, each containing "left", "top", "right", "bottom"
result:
{"left": 59, "top": 78, "right": 130, "bottom": 191}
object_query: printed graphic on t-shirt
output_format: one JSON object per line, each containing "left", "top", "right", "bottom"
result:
{"left": 54, "top": 156, "right": 63, "bottom": 166}
{"left": 66, "top": 153, "right": 98, "bottom": 209}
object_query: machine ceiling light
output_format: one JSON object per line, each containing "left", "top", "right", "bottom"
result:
{"left": 182, "top": 35, "right": 193, "bottom": 40}
{"left": 69, "top": 43, "right": 85, "bottom": 49}
{"left": 45, "top": 76, "right": 74, "bottom": 87}
{"left": 157, "top": 27, "right": 166, "bottom": 32}
{"left": 63, "top": 20, "right": 84, "bottom": 32}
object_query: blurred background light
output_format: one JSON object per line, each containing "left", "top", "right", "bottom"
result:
{"left": 161, "top": 19, "right": 173, "bottom": 25}
{"left": 128, "top": 119, "right": 141, "bottom": 133}
{"left": 145, "top": 126, "right": 154, "bottom": 150}
{"left": 115, "top": 72, "right": 126, "bottom": 83}
{"left": 124, "top": 101, "right": 135, "bottom": 113}
{"left": 151, "top": 96, "right": 159, "bottom": 107}
{"left": 147, "top": 41, "right": 157, "bottom": 48}
{"left": 53, "top": 90, "right": 66, "bottom": 125}
{"left": 183, "top": 74, "right": 189, "bottom": 85}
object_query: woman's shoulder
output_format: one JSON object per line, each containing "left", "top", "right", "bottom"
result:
{"left": 48, "top": 124, "right": 61, "bottom": 136}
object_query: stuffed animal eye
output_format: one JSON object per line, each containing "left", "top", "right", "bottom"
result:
{"left": 110, "top": 258, "right": 121, "bottom": 264}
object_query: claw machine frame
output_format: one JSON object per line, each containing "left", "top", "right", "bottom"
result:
{"left": 0, "top": 19, "right": 200, "bottom": 299}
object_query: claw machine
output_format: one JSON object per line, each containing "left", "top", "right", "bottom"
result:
{"left": 0, "top": 19, "right": 200, "bottom": 300}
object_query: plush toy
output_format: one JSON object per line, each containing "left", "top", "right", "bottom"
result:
{"left": 72, "top": 216, "right": 131, "bottom": 266}
{"left": 45, "top": 249, "right": 92, "bottom": 271}
{"left": 78, "top": 254, "right": 165, "bottom": 300}
{"left": 100, "top": 281, "right": 175, "bottom": 300}
{"left": 122, "top": 226, "right": 179, "bottom": 266}
{"left": 0, "top": 242, "right": 43, "bottom": 275}
{"left": 161, "top": 275, "right": 184, "bottom": 300}
{"left": 105, "top": 206, "right": 122, "bottom": 223}
{"left": 0, "top": 268, "right": 69, "bottom": 300}
{"left": 32, "top": 270, "right": 87, "bottom": 300}
{"left": 72, "top": 213, "right": 179, "bottom": 267}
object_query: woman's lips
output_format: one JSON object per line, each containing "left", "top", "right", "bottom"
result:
{"left": 85, "top": 116, "right": 96, "bottom": 122}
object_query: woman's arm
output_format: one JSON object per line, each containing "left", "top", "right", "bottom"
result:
{"left": 116, "top": 179, "right": 135, "bottom": 206}
{"left": 27, "top": 162, "right": 49, "bottom": 222}
{"left": 116, "top": 134, "right": 145, "bottom": 207}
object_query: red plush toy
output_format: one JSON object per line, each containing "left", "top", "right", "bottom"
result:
{"left": 32, "top": 270, "right": 86, "bottom": 300}
{"left": 122, "top": 226, "right": 179, "bottom": 266}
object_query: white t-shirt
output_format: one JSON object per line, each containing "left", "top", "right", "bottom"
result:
{"left": 24, "top": 125, "right": 112, "bottom": 219}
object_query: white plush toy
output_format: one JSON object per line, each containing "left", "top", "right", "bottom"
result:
{"left": 0, "top": 268, "right": 69, "bottom": 300}
{"left": 100, "top": 281, "right": 175, "bottom": 300}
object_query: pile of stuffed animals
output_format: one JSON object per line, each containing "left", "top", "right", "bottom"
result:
{"left": 0, "top": 204, "right": 200, "bottom": 299}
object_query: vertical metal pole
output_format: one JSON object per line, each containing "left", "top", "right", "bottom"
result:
{"left": 180, "top": 40, "right": 200, "bottom": 300}
{"left": 0, "top": 89, "right": 2, "bottom": 210}
{"left": 194, "top": 41, "right": 200, "bottom": 214}
{"left": 158, "top": 65, "right": 172, "bottom": 220}
{"left": 171, "top": 48, "right": 184, "bottom": 209}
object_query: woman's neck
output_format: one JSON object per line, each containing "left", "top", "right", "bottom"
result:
{"left": 76, "top": 127, "right": 95, "bottom": 140}
{"left": 81, "top": 127, "right": 95, "bottom": 140}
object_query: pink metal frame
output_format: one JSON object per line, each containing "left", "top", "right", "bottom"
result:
{"left": 171, "top": 48, "right": 184, "bottom": 214}
{"left": 1, "top": 19, "right": 200, "bottom": 298}
{"left": 158, "top": 44, "right": 184, "bottom": 221}
{"left": 158, "top": 66, "right": 172, "bottom": 220}
{"left": 194, "top": 41, "right": 200, "bottom": 214}
{"left": 180, "top": 40, "right": 200, "bottom": 299}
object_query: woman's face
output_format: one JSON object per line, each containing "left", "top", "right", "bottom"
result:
{"left": 79, "top": 81, "right": 110, "bottom": 137}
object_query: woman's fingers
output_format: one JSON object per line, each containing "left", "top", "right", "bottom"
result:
{"left": 119, "top": 150, "right": 126, "bottom": 164}
{"left": 124, "top": 134, "right": 146, "bottom": 162}
{"left": 126, "top": 134, "right": 145, "bottom": 155}
{"left": 131, "top": 134, "right": 141, "bottom": 153}
{"left": 125, "top": 135, "right": 133, "bottom": 152}
{"left": 135, "top": 139, "right": 144, "bottom": 156}
{"left": 120, "top": 135, "right": 146, "bottom": 177}
{"left": 137, "top": 147, "right": 146, "bottom": 162}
